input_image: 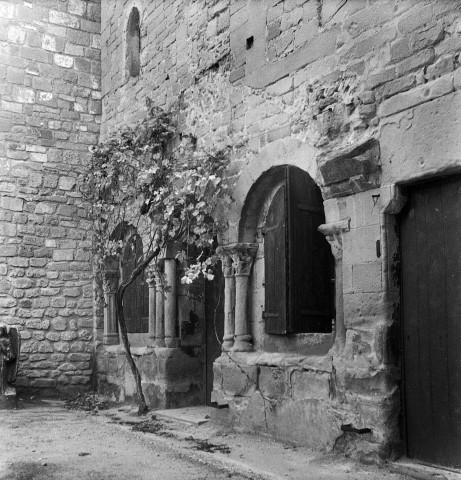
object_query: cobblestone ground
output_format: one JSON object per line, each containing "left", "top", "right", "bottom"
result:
{"left": 0, "top": 401, "right": 247, "bottom": 480}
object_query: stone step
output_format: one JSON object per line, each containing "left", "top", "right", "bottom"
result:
{"left": 153, "top": 406, "right": 213, "bottom": 426}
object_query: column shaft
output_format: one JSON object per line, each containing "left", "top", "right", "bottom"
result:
{"left": 164, "top": 259, "right": 179, "bottom": 348}
{"left": 233, "top": 274, "right": 252, "bottom": 351}
{"left": 103, "top": 291, "right": 119, "bottom": 345}
{"left": 154, "top": 277, "right": 165, "bottom": 347}
{"left": 222, "top": 255, "right": 235, "bottom": 351}
{"left": 147, "top": 277, "right": 156, "bottom": 342}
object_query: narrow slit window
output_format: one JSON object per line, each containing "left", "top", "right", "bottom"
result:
{"left": 126, "top": 7, "right": 141, "bottom": 78}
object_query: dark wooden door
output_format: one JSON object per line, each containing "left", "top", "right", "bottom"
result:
{"left": 263, "top": 166, "right": 334, "bottom": 334}
{"left": 287, "top": 166, "right": 333, "bottom": 334}
{"left": 264, "top": 185, "right": 287, "bottom": 333}
{"left": 205, "top": 261, "right": 224, "bottom": 405}
{"left": 401, "top": 175, "right": 461, "bottom": 468}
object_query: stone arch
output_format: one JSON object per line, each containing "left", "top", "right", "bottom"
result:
{"left": 234, "top": 138, "right": 320, "bottom": 243}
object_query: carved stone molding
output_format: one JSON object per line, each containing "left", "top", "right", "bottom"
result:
{"left": 318, "top": 218, "right": 350, "bottom": 260}
{"left": 103, "top": 269, "right": 119, "bottom": 294}
{"left": 221, "top": 253, "right": 234, "bottom": 278}
{"left": 381, "top": 184, "right": 407, "bottom": 215}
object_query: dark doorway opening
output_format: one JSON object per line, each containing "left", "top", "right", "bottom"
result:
{"left": 204, "top": 261, "right": 224, "bottom": 405}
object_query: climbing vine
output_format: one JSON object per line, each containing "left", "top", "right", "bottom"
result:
{"left": 80, "top": 99, "right": 234, "bottom": 414}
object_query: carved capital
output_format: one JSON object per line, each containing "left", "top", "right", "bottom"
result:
{"left": 103, "top": 270, "right": 119, "bottom": 294}
{"left": 221, "top": 253, "right": 234, "bottom": 278}
{"left": 218, "top": 243, "right": 258, "bottom": 277}
{"left": 146, "top": 266, "right": 156, "bottom": 287}
{"left": 231, "top": 252, "right": 254, "bottom": 276}
{"left": 318, "top": 219, "right": 350, "bottom": 260}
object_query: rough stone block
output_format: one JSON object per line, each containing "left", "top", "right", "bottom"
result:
{"left": 343, "top": 292, "right": 390, "bottom": 326}
{"left": 382, "top": 74, "right": 415, "bottom": 99}
{"left": 344, "top": 225, "right": 381, "bottom": 265}
{"left": 13, "top": 86, "right": 35, "bottom": 104}
{"left": 398, "top": 4, "right": 433, "bottom": 34}
{"left": 68, "top": 0, "right": 86, "bottom": 16}
{"left": 0, "top": 245, "right": 18, "bottom": 258}
{"left": 412, "top": 24, "right": 444, "bottom": 52}
{"left": 222, "top": 361, "right": 258, "bottom": 397}
{"left": 266, "top": 76, "right": 291, "bottom": 96}
{"left": 49, "top": 10, "right": 79, "bottom": 29}
{"left": 396, "top": 48, "right": 435, "bottom": 77}
{"left": 52, "top": 250, "right": 74, "bottom": 261}
{"left": 318, "top": 138, "right": 380, "bottom": 186}
{"left": 426, "top": 55, "right": 454, "bottom": 82}
{"left": 291, "top": 370, "right": 330, "bottom": 400}
{"left": 258, "top": 366, "right": 286, "bottom": 399}
{"left": 54, "top": 53, "right": 73, "bottom": 68}
{"left": 352, "top": 262, "right": 382, "bottom": 293}
{"left": 344, "top": 371, "right": 396, "bottom": 397}
{"left": 341, "top": 27, "right": 396, "bottom": 65}
{"left": 379, "top": 73, "right": 454, "bottom": 117}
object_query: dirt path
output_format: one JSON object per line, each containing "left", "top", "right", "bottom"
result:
{"left": 0, "top": 401, "right": 246, "bottom": 480}
{"left": 0, "top": 399, "right": 414, "bottom": 480}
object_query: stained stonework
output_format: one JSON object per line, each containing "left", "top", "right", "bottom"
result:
{"left": 0, "top": 0, "right": 456, "bottom": 463}
{"left": 0, "top": 0, "right": 101, "bottom": 393}
{"left": 94, "top": 0, "right": 461, "bottom": 461}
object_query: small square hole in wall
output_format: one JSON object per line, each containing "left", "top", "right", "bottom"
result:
{"left": 246, "top": 36, "right": 254, "bottom": 50}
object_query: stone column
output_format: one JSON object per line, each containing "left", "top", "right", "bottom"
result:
{"left": 146, "top": 273, "right": 156, "bottom": 342}
{"left": 154, "top": 261, "right": 165, "bottom": 347}
{"left": 103, "top": 270, "right": 119, "bottom": 345}
{"left": 230, "top": 243, "right": 258, "bottom": 352}
{"left": 164, "top": 258, "right": 179, "bottom": 348}
{"left": 319, "top": 219, "right": 350, "bottom": 350}
{"left": 221, "top": 254, "right": 235, "bottom": 351}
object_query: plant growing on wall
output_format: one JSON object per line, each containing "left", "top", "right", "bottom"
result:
{"left": 80, "top": 100, "right": 233, "bottom": 414}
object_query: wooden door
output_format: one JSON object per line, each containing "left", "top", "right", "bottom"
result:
{"left": 264, "top": 185, "right": 287, "bottom": 333}
{"left": 401, "top": 175, "right": 461, "bottom": 468}
{"left": 263, "top": 166, "right": 334, "bottom": 334}
{"left": 287, "top": 166, "right": 334, "bottom": 334}
{"left": 205, "top": 261, "right": 224, "bottom": 405}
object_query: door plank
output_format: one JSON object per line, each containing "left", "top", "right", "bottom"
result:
{"left": 402, "top": 175, "right": 461, "bottom": 468}
{"left": 442, "top": 179, "right": 461, "bottom": 467}
{"left": 402, "top": 193, "right": 427, "bottom": 460}
{"left": 264, "top": 185, "right": 287, "bottom": 334}
{"left": 424, "top": 184, "right": 451, "bottom": 465}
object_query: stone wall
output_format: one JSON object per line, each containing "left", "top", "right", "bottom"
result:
{"left": 0, "top": 0, "right": 101, "bottom": 394}
{"left": 99, "top": 0, "right": 461, "bottom": 460}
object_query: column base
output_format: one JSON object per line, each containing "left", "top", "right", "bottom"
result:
{"left": 154, "top": 338, "right": 166, "bottom": 347}
{"left": 165, "top": 337, "right": 180, "bottom": 348}
{"left": 0, "top": 387, "right": 17, "bottom": 410}
{"left": 232, "top": 335, "right": 252, "bottom": 352}
{"left": 222, "top": 335, "right": 234, "bottom": 351}
{"left": 103, "top": 333, "right": 120, "bottom": 345}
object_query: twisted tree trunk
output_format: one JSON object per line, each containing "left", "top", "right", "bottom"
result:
{"left": 115, "top": 248, "right": 160, "bottom": 415}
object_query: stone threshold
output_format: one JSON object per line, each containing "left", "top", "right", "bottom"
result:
{"left": 153, "top": 405, "right": 214, "bottom": 426}
{"left": 389, "top": 460, "right": 461, "bottom": 480}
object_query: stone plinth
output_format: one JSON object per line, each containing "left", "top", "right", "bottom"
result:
{"left": 0, "top": 389, "right": 17, "bottom": 410}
